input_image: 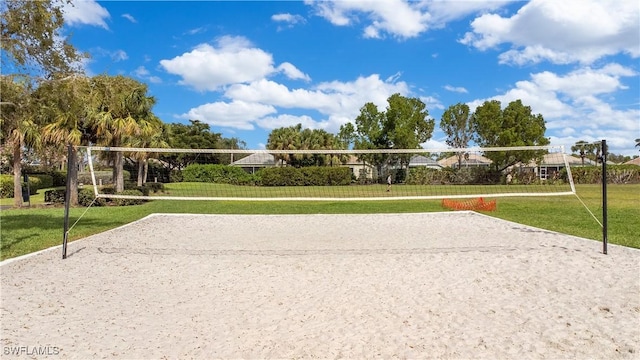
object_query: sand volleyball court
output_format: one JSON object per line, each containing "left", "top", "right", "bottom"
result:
{"left": 1, "top": 212, "right": 639, "bottom": 359}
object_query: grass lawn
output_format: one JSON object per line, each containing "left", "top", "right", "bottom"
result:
{"left": 1, "top": 184, "right": 638, "bottom": 261}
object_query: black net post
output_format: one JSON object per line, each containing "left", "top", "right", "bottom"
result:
{"left": 600, "top": 139, "right": 608, "bottom": 255}
{"left": 62, "top": 145, "right": 72, "bottom": 259}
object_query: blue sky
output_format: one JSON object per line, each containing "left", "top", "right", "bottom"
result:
{"left": 60, "top": 0, "right": 639, "bottom": 156}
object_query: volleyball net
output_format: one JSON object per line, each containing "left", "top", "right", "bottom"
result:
{"left": 78, "top": 144, "right": 575, "bottom": 202}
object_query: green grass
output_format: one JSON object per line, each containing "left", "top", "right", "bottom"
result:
{"left": 1, "top": 184, "right": 638, "bottom": 261}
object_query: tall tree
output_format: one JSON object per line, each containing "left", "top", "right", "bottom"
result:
{"left": 1, "top": 0, "right": 84, "bottom": 206}
{"left": 0, "top": 75, "right": 39, "bottom": 207}
{"left": 337, "top": 122, "right": 356, "bottom": 149}
{"left": 127, "top": 115, "right": 168, "bottom": 186}
{"left": 440, "top": 103, "right": 474, "bottom": 168}
{"left": 266, "top": 124, "right": 343, "bottom": 167}
{"left": 87, "top": 75, "right": 155, "bottom": 192}
{"left": 472, "top": 99, "right": 549, "bottom": 172}
{"left": 571, "top": 140, "right": 597, "bottom": 166}
{"left": 352, "top": 94, "right": 434, "bottom": 176}
{"left": 37, "top": 75, "right": 92, "bottom": 205}
{"left": 266, "top": 124, "right": 302, "bottom": 166}
{"left": 160, "top": 120, "right": 222, "bottom": 171}
{"left": 1, "top": 0, "right": 84, "bottom": 77}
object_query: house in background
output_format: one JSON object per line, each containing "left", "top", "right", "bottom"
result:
{"left": 438, "top": 153, "right": 492, "bottom": 168}
{"left": 231, "top": 153, "right": 278, "bottom": 174}
{"left": 408, "top": 155, "right": 442, "bottom": 170}
{"left": 343, "top": 155, "right": 375, "bottom": 179}
{"left": 521, "top": 153, "right": 596, "bottom": 180}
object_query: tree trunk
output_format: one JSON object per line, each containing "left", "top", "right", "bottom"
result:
{"left": 68, "top": 147, "right": 79, "bottom": 206}
{"left": 137, "top": 159, "right": 144, "bottom": 186}
{"left": 12, "top": 141, "right": 23, "bottom": 208}
{"left": 143, "top": 159, "right": 149, "bottom": 184}
{"left": 114, "top": 151, "right": 124, "bottom": 192}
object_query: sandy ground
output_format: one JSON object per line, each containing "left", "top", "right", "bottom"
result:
{"left": 1, "top": 212, "right": 639, "bottom": 359}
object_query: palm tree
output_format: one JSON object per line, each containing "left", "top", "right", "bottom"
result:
{"left": 635, "top": 138, "right": 640, "bottom": 149}
{"left": 571, "top": 140, "right": 596, "bottom": 166}
{"left": 266, "top": 125, "right": 301, "bottom": 166}
{"left": 87, "top": 75, "right": 154, "bottom": 192}
{"left": 0, "top": 75, "right": 40, "bottom": 207}
{"left": 37, "top": 75, "right": 91, "bottom": 205}
{"left": 127, "top": 114, "right": 168, "bottom": 186}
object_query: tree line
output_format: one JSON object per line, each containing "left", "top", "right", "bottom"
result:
{"left": 266, "top": 95, "right": 550, "bottom": 176}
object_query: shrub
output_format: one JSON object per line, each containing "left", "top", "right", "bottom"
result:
{"left": 259, "top": 166, "right": 350, "bottom": 186}
{"left": 29, "top": 174, "right": 53, "bottom": 190}
{"left": 0, "top": 175, "right": 14, "bottom": 198}
{"left": 406, "top": 168, "right": 451, "bottom": 185}
{"left": 143, "top": 182, "right": 165, "bottom": 193}
{"left": 567, "top": 165, "right": 640, "bottom": 184}
{"left": 182, "top": 164, "right": 255, "bottom": 185}
{"left": 170, "top": 170, "right": 183, "bottom": 183}
{"left": 45, "top": 189, "right": 66, "bottom": 203}
{"left": 259, "top": 167, "right": 302, "bottom": 186}
{"left": 49, "top": 171, "right": 67, "bottom": 187}
{"left": 78, "top": 188, "right": 108, "bottom": 207}
{"left": 113, "top": 189, "right": 145, "bottom": 206}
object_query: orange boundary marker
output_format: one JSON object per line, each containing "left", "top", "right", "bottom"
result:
{"left": 441, "top": 197, "right": 496, "bottom": 212}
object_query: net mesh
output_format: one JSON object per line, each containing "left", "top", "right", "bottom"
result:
{"left": 79, "top": 145, "right": 575, "bottom": 202}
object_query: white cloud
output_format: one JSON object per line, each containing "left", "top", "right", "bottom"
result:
{"left": 179, "top": 100, "right": 277, "bottom": 130}
{"left": 89, "top": 47, "right": 128, "bottom": 62}
{"left": 425, "top": 1, "right": 512, "bottom": 26}
{"left": 420, "top": 95, "right": 444, "bottom": 112}
{"left": 466, "top": 64, "right": 640, "bottom": 155}
{"left": 309, "top": 0, "right": 429, "bottom": 39}
{"left": 133, "top": 66, "right": 162, "bottom": 84}
{"left": 160, "top": 36, "right": 276, "bottom": 91}
{"left": 226, "top": 75, "right": 409, "bottom": 119}
{"left": 61, "top": 0, "right": 110, "bottom": 29}
{"left": 271, "top": 13, "right": 306, "bottom": 26}
{"left": 185, "top": 27, "right": 207, "bottom": 35}
{"left": 111, "top": 50, "right": 128, "bottom": 62}
{"left": 122, "top": 14, "right": 137, "bottom": 23}
{"left": 134, "top": 66, "right": 150, "bottom": 77}
{"left": 306, "top": 0, "right": 511, "bottom": 39}
{"left": 460, "top": 0, "right": 640, "bottom": 65}
{"left": 256, "top": 114, "right": 325, "bottom": 131}
{"left": 444, "top": 85, "right": 468, "bottom": 94}
{"left": 173, "top": 74, "right": 412, "bottom": 134}
{"left": 277, "top": 62, "right": 311, "bottom": 81}
{"left": 160, "top": 36, "right": 310, "bottom": 91}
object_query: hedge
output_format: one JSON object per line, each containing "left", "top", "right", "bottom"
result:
{"left": 77, "top": 170, "right": 131, "bottom": 186}
{"left": 182, "top": 164, "right": 257, "bottom": 185}
{"left": 567, "top": 165, "right": 640, "bottom": 184}
{"left": 45, "top": 186, "right": 148, "bottom": 207}
{"left": 259, "top": 166, "right": 351, "bottom": 186}
{"left": 0, "top": 174, "right": 53, "bottom": 197}
{"left": 405, "top": 165, "right": 640, "bottom": 186}
{"left": 406, "top": 167, "right": 502, "bottom": 185}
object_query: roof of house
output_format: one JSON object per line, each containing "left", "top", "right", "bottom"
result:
{"left": 531, "top": 153, "right": 597, "bottom": 166}
{"left": 624, "top": 157, "right": 640, "bottom": 166}
{"left": 231, "top": 153, "right": 276, "bottom": 166}
{"left": 344, "top": 155, "right": 375, "bottom": 166}
{"left": 438, "top": 154, "right": 492, "bottom": 167}
{"left": 542, "top": 153, "right": 596, "bottom": 166}
{"left": 409, "top": 155, "right": 441, "bottom": 168}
